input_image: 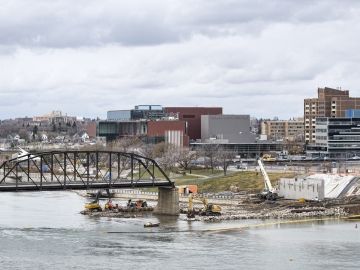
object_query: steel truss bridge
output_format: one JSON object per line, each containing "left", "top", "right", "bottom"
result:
{"left": 0, "top": 150, "right": 173, "bottom": 192}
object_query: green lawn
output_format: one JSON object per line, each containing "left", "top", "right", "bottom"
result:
{"left": 137, "top": 166, "right": 296, "bottom": 193}
{"left": 135, "top": 167, "right": 222, "bottom": 180}
{"left": 174, "top": 171, "right": 296, "bottom": 193}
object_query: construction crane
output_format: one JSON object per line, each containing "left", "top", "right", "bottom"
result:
{"left": 257, "top": 158, "right": 278, "bottom": 201}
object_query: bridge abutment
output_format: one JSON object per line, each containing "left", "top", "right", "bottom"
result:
{"left": 154, "top": 187, "right": 180, "bottom": 216}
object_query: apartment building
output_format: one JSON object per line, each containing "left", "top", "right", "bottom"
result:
{"left": 261, "top": 118, "right": 304, "bottom": 142}
{"left": 304, "top": 87, "right": 360, "bottom": 143}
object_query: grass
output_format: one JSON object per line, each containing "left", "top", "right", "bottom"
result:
{"left": 137, "top": 166, "right": 296, "bottom": 193}
{"left": 135, "top": 167, "right": 222, "bottom": 181}
{"left": 174, "top": 171, "right": 296, "bottom": 193}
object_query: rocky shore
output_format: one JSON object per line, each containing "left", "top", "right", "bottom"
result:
{"left": 180, "top": 197, "right": 353, "bottom": 222}
{"left": 77, "top": 190, "right": 360, "bottom": 222}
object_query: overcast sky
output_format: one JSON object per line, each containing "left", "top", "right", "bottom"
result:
{"left": 1, "top": 0, "right": 360, "bottom": 120}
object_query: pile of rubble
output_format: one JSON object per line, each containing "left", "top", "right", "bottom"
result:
{"left": 202, "top": 206, "right": 347, "bottom": 222}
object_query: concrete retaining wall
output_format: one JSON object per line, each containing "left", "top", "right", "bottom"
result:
{"left": 278, "top": 178, "right": 324, "bottom": 201}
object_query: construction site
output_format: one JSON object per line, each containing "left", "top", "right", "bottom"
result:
{"left": 78, "top": 158, "right": 360, "bottom": 224}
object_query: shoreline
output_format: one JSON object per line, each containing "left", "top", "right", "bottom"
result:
{"left": 75, "top": 190, "right": 360, "bottom": 222}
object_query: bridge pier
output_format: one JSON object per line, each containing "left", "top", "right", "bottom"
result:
{"left": 154, "top": 187, "right": 180, "bottom": 216}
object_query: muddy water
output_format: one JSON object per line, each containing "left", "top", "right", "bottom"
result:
{"left": 0, "top": 192, "right": 359, "bottom": 270}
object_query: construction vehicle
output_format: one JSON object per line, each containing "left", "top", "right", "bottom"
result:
{"left": 84, "top": 191, "right": 102, "bottom": 212}
{"left": 257, "top": 158, "right": 278, "bottom": 201}
{"left": 84, "top": 189, "right": 110, "bottom": 212}
{"left": 187, "top": 194, "right": 222, "bottom": 217}
{"left": 262, "top": 153, "right": 276, "bottom": 162}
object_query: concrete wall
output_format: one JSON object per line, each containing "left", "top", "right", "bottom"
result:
{"left": 201, "top": 115, "right": 256, "bottom": 143}
{"left": 278, "top": 178, "right": 325, "bottom": 201}
{"left": 154, "top": 187, "right": 180, "bottom": 215}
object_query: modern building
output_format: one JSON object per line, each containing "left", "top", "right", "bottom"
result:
{"left": 201, "top": 114, "right": 256, "bottom": 143}
{"left": 97, "top": 120, "right": 148, "bottom": 141}
{"left": 107, "top": 110, "right": 131, "bottom": 121}
{"left": 147, "top": 120, "right": 189, "bottom": 147}
{"left": 107, "top": 105, "right": 165, "bottom": 121}
{"left": 132, "top": 105, "right": 165, "bottom": 120}
{"left": 345, "top": 109, "right": 360, "bottom": 118}
{"left": 98, "top": 119, "right": 189, "bottom": 146}
{"left": 309, "top": 117, "right": 360, "bottom": 158}
{"left": 261, "top": 118, "right": 304, "bottom": 142}
{"left": 304, "top": 87, "right": 360, "bottom": 143}
{"left": 164, "top": 107, "right": 222, "bottom": 141}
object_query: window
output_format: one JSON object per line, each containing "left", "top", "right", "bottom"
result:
{"left": 183, "top": 115, "right": 195, "bottom": 119}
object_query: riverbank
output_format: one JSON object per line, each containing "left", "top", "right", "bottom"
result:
{"left": 76, "top": 189, "right": 360, "bottom": 221}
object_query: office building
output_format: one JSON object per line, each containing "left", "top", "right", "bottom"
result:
{"left": 308, "top": 117, "right": 360, "bottom": 158}
{"left": 304, "top": 87, "right": 360, "bottom": 143}
{"left": 345, "top": 109, "right": 360, "bottom": 118}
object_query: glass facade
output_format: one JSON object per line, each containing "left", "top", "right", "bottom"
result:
{"left": 107, "top": 110, "right": 131, "bottom": 121}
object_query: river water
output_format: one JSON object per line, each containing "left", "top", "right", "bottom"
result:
{"left": 0, "top": 192, "right": 359, "bottom": 270}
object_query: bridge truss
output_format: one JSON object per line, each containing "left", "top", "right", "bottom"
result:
{"left": 0, "top": 150, "right": 173, "bottom": 192}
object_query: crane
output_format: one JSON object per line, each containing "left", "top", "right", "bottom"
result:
{"left": 257, "top": 158, "right": 278, "bottom": 200}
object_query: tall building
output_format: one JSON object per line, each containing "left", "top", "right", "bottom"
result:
{"left": 261, "top": 118, "right": 304, "bottom": 142}
{"left": 304, "top": 87, "right": 360, "bottom": 143}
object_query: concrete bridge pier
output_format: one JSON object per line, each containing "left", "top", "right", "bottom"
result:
{"left": 154, "top": 187, "right": 180, "bottom": 216}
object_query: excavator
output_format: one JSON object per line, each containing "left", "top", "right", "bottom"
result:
{"left": 187, "top": 193, "right": 222, "bottom": 217}
{"left": 84, "top": 189, "right": 111, "bottom": 212}
{"left": 257, "top": 158, "right": 278, "bottom": 201}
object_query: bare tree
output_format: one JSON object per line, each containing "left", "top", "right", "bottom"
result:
{"left": 108, "top": 137, "right": 142, "bottom": 170}
{"left": 109, "top": 136, "right": 142, "bottom": 152}
{"left": 200, "top": 144, "right": 219, "bottom": 174}
{"left": 137, "top": 143, "right": 156, "bottom": 167}
{"left": 176, "top": 147, "right": 198, "bottom": 174}
{"left": 216, "top": 147, "right": 236, "bottom": 176}
{"left": 155, "top": 143, "right": 178, "bottom": 173}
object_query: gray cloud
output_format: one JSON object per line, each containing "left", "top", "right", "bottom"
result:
{"left": 0, "top": 1, "right": 360, "bottom": 119}
{"left": 0, "top": 0, "right": 359, "bottom": 48}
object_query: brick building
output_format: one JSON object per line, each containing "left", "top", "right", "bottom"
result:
{"left": 147, "top": 120, "right": 189, "bottom": 147}
{"left": 164, "top": 107, "right": 222, "bottom": 141}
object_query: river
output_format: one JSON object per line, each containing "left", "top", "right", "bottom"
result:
{"left": 0, "top": 191, "right": 359, "bottom": 270}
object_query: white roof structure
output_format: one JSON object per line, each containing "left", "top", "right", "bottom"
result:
{"left": 305, "top": 174, "right": 357, "bottom": 198}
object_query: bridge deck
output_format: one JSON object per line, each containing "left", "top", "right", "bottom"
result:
{"left": 0, "top": 180, "right": 171, "bottom": 192}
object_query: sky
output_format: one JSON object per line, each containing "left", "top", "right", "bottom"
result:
{"left": 1, "top": 0, "right": 360, "bottom": 120}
